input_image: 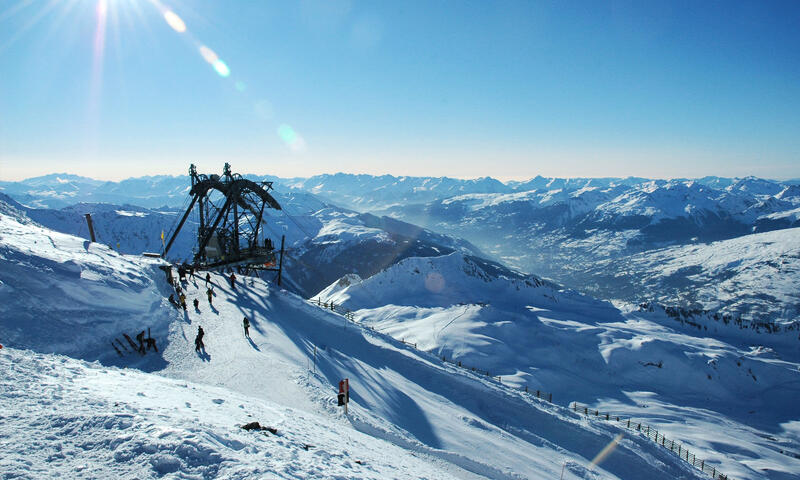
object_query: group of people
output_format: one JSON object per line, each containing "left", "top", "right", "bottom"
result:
{"left": 136, "top": 330, "right": 158, "bottom": 354}
{"left": 169, "top": 266, "right": 252, "bottom": 355}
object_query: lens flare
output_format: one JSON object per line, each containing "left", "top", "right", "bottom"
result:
{"left": 89, "top": 0, "right": 108, "bottom": 124}
{"left": 163, "top": 10, "right": 186, "bottom": 33}
{"left": 425, "top": 272, "right": 445, "bottom": 293}
{"left": 212, "top": 59, "right": 230, "bottom": 77}
{"left": 590, "top": 433, "right": 623, "bottom": 467}
{"left": 277, "top": 124, "right": 307, "bottom": 152}
{"left": 278, "top": 124, "right": 297, "bottom": 144}
{"left": 199, "top": 45, "right": 218, "bottom": 64}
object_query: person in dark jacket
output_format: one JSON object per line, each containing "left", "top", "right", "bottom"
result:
{"left": 193, "top": 298, "right": 199, "bottom": 311}
{"left": 243, "top": 317, "right": 250, "bottom": 338}
{"left": 205, "top": 272, "right": 211, "bottom": 286}
{"left": 206, "top": 287, "right": 213, "bottom": 305}
{"left": 229, "top": 273, "right": 237, "bottom": 290}
{"left": 195, "top": 326, "right": 205, "bottom": 351}
{"left": 136, "top": 331, "right": 146, "bottom": 354}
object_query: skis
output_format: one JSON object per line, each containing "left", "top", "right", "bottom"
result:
{"left": 114, "top": 338, "right": 130, "bottom": 353}
{"left": 123, "top": 333, "right": 143, "bottom": 355}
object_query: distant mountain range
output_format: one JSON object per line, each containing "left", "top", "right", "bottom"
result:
{"left": 3, "top": 172, "right": 799, "bottom": 321}
{"left": 0, "top": 190, "right": 483, "bottom": 298}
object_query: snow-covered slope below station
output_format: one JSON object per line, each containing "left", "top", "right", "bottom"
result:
{"left": 157, "top": 270, "right": 703, "bottom": 480}
{"left": 0, "top": 347, "right": 457, "bottom": 480}
{"left": 0, "top": 202, "right": 173, "bottom": 361}
{"left": 0, "top": 201, "right": 709, "bottom": 479}
{"left": 318, "top": 254, "right": 800, "bottom": 480}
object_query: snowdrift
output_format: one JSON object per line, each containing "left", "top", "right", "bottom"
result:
{"left": 0, "top": 205, "right": 173, "bottom": 362}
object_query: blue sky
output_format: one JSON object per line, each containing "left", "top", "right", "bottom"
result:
{"left": 1, "top": 0, "right": 799, "bottom": 181}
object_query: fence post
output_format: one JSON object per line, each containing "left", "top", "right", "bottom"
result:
{"left": 627, "top": 419, "right": 630, "bottom": 428}
{"left": 605, "top": 413, "right": 609, "bottom": 420}
{"left": 549, "top": 393, "right": 552, "bottom": 402}
{"left": 525, "top": 385, "right": 529, "bottom": 393}
{"left": 585, "top": 407, "right": 588, "bottom": 415}
{"left": 537, "top": 390, "right": 540, "bottom": 398}
{"left": 646, "top": 425, "right": 649, "bottom": 435}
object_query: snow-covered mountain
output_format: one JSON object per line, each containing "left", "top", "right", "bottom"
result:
{"left": 4, "top": 172, "right": 799, "bottom": 323}
{"left": 576, "top": 227, "right": 800, "bottom": 323}
{"left": 318, "top": 252, "right": 800, "bottom": 479}
{"left": 378, "top": 179, "right": 800, "bottom": 320}
{"left": 0, "top": 173, "right": 105, "bottom": 209}
{"left": 0, "top": 192, "right": 484, "bottom": 299}
{"left": 283, "top": 173, "right": 512, "bottom": 211}
{"left": 1, "top": 198, "right": 723, "bottom": 479}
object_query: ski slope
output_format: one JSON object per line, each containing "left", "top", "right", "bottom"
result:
{"left": 319, "top": 253, "right": 800, "bottom": 480}
{"left": 0, "top": 347, "right": 455, "bottom": 479}
{"left": 0, "top": 201, "right": 709, "bottom": 479}
{"left": 157, "top": 270, "right": 701, "bottom": 479}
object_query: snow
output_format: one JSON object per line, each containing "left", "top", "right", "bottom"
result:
{"left": 582, "top": 228, "right": 800, "bottom": 323}
{"left": 318, "top": 252, "right": 800, "bottom": 479}
{"left": 1, "top": 205, "right": 712, "bottom": 479}
{"left": 0, "top": 209, "right": 172, "bottom": 358}
{"left": 3, "top": 178, "right": 800, "bottom": 479}
{"left": 0, "top": 348, "right": 454, "bottom": 479}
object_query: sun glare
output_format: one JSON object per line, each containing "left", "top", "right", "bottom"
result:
{"left": 0, "top": 0, "right": 306, "bottom": 154}
{"left": 162, "top": 9, "right": 185, "bottom": 33}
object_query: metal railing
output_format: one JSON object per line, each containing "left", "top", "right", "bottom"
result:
{"left": 571, "top": 402, "right": 731, "bottom": 479}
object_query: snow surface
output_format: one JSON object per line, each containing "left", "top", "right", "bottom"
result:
{"left": 581, "top": 228, "right": 800, "bottom": 323}
{"left": 0, "top": 348, "right": 455, "bottom": 479}
{"left": 1, "top": 204, "right": 711, "bottom": 479}
{"left": 318, "top": 253, "right": 800, "bottom": 480}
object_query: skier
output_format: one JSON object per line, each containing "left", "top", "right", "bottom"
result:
{"left": 229, "top": 272, "right": 237, "bottom": 290}
{"left": 135, "top": 330, "right": 146, "bottom": 354}
{"left": 179, "top": 292, "right": 187, "bottom": 311}
{"left": 205, "top": 272, "right": 211, "bottom": 286}
{"left": 193, "top": 298, "right": 199, "bottom": 310}
{"left": 195, "top": 326, "right": 205, "bottom": 351}
{"left": 243, "top": 316, "right": 250, "bottom": 338}
{"left": 206, "top": 287, "right": 213, "bottom": 305}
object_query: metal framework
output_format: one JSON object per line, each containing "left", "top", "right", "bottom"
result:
{"left": 162, "top": 163, "right": 284, "bottom": 281}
